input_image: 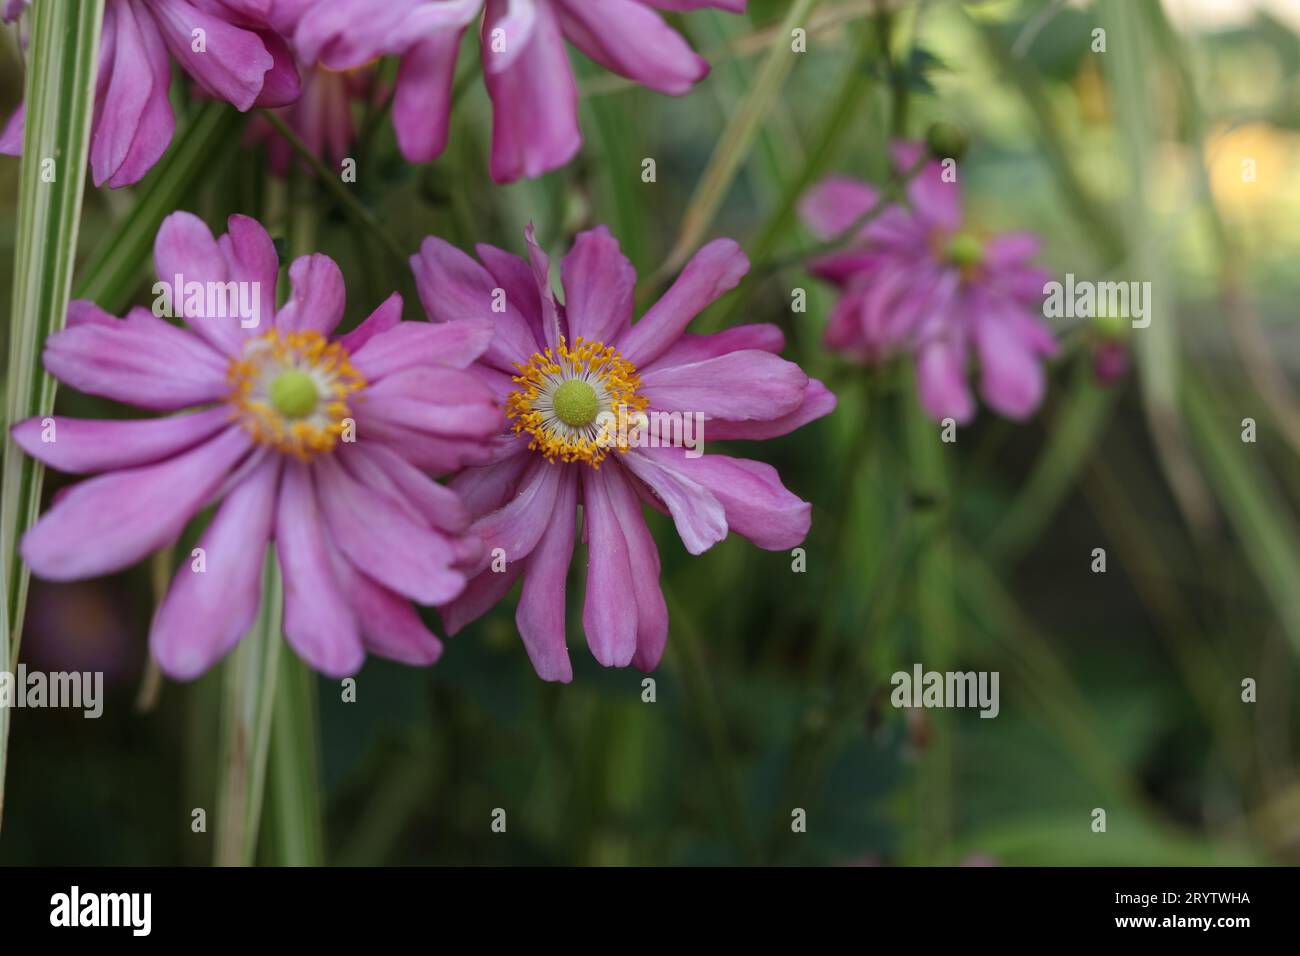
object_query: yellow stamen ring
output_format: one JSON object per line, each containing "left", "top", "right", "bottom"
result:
{"left": 226, "top": 329, "right": 365, "bottom": 461}
{"left": 505, "top": 336, "right": 648, "bottom": 468}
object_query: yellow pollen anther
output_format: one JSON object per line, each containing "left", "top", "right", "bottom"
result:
{"left": 505, "top": 336, "right": 647, "bottom": 468}
{"left": 226, "top": 329, "right": 365, "bottom": 461}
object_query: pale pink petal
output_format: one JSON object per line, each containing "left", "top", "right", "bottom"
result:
{"left": 559, "top": 226, "right": 635, "bottom": 344}
{"left": 150, "top": 455, "right": 280, "bottom": 679}
{"left": 12, "top": 407, "right": 229, "bottom": 474}
{"left": 274, "top": 253, "right": 346, "bottom": 336}
{"left": 615, "top": 238, "right": 749, "bottom": 366}
{"left": 515, "top": 465, "right": 578, "bottom": 682}
{"left": 638, "top": 350, "right": 807, "bottom": 422}
{"left": 706, "top": 378, "right": 837, "bottom": 440}
{"left": 618, "top": 451, "right": 726, "bottom": 555}
{"left": 581, "top": 466, "right": 637, "bottom": 668}
{"left": 20, "top": 427, "right": 253, "bottom": 581}
{"left": 554, "top": 0, "right": 708, "bottom": 95}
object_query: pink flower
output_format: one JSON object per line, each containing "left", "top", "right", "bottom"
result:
{"left": 1, "top": 0, "right": 301, "bottom": 188}
{"left": 412, "top": 225, "right": 835, "bottom": 681}
{"left": 800, "top": 142, "right": 1059, "bottom": 424}
{"left": 291, "top": 0, "right": 744, "bottom": 183}
{"left": 13, "top": 212, "right": 502, "bottom": 679}
{"left": 245, "top": 63, "right": 375, "bottom": 177}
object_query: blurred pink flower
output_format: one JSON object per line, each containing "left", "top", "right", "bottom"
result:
{"left": 1, "top": 0, "right": 300, "bottom": 187}
{"left": 413, "top": 224, "right": 835, "bottom": 681}
{"left": 291, "top": 0, "right": 744, "bottom": 183}
{"left": 245, "top": 63, "right": 375, "bottom": 177}
{"left": 1092, "top": 337, "right": 1130, "bottom": 385}
{"left": 13, "top": 212, "right": 502, "bottom": 679}
{"left": 800, "top": 142, "right": 1059, "bottom": 424}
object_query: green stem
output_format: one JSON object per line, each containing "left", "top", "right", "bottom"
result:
{"left": 214, "top": 550, "right": 284, "bottom": 866}
{"left": 1, "top": 0, "right": 105, "bottom": 833}
{"left": 261, "top": 110, "right": 408, "bottom": 269}
{"left": 264, "top": 654, "right": 325, "bottom": 865}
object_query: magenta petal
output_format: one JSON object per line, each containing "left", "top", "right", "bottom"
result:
{"left": 411, "top": 236, "right": 541, "bottom": 371}
{"left": 361, "top": 366, "right": 503, "bottom": 439}
{"left": 560, "top": 226, "right": 636, "bottom": 344}
{"left": 12, "top": 407, "right": 229, "bottom": 475}
{"left": 151, "top": 0, "right": 273, "bottom": 111}
{"left": 250, "top": 27, "right": 302, "bottom": 108}
{"left": 20, "top": 427, "right": 253, "bottom": 581}
{"left": 638, "top": 349, "right": 807, "bottom": 422}
{"left": 915, "top": 340, "right": 975, "bottom": 424}
{"left": 448, "top": 445, "right": 534, "bottom": 520}
{"left": 644, "top": 1, "right": 747, "bottom": 10}
{"left": 150, "top": 455, "right": 280, "bottom": 679}
{"left": 315, "top": 455, "right": 469, "bottom": 605}
{"left": 475, "top": 242, "right": 545, "bottom": 346}
{"left": 706, "top": 378, "right": 837, "bottom": 441}
{"left": 616, "top": 238, "right": 749, "bottom": 367}
{"left": 516, "top": 466, "right": 578, "bottom": 682}
{"left": 43, "top": 308, "right": 229, "bottom": 410}
{"left": 340, "top": 564, "right": 445, "bottom": 667}
{"left": 153, "top": 211, "right": 250, "bottom": 356}
{"left": 94, "top": 0, "right": 175, "bottom": 189}
{"left": 276, "top": 460, "right": 364, "bottom": 676}
{"left": 393, "top": 30, "right": 463, "bottom": 163}
{"left": 0, "top": 102, "right": 24, "bottom": 154}
{"left": 471, "top": 457, "right": 564, "bottom": 571}
{"left": 580, "top": 466, "right": 637, "bottom": 668}
{"left": 619, "top": 450, "right": 726, "bottom": 555}
{"left": 350, "top": 320, "right": 494, "bottom": 382}
{"left": 440, "top": 563, "right": 522, "bottom": 637}
{"left": 890, "top": 141, "right": 963, "bottom": 232}
{"left": 554, "top": 0, "right": 707, "bottom": 95}
{"left": 975, "top": 317, "right": 1046, "bottom": 420}
{"left": 524, "top": 224, "right": 565, "bottom": 347}
{"left": 218, "top": 214, "right": 280, "bottom": 332}
{"left": 340, "top": 441, "right": 472, "bottom": 536}
{"left": 337, "top": 292, "right": 403, "bottom": 354}
{"left": 664, "top": 451, "right": 810, "bottom": 550}
{"left": 799, "top": 176, "right": 881, "bottom": 241}
{"left": 484, "top": 0, "right": 581, "bottom": 183}
{"left": 602, "top": 465, "right": 668, "bottom": 672}
{"left": 274, "top": 253, "right": 346, "bottom": 336}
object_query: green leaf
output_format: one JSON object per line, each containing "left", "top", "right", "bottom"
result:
{"left": 0, "top": 0, "right": 105, "bottom": 832}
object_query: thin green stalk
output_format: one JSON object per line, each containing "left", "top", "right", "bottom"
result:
{"left": 214, "top": 550, "right": 284, "bottom": 866}
{"left": 74, "top": 101, "right": 243, "bottom": 312}
{"left": 261, "top": 110, "right": 408, "bottom": 269}
{"left": 264, "top": 654, "right": 324, "bottom": 865}
{"left": 0, "top": 0, "right": 105, "bottom": 832}
{"left": 653, "top": 0, "right": 823, "bottom": 284}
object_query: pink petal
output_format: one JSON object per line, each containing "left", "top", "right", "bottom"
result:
{"left": 890, "top": 141, "right": 962, "bottom": 231}
{"left": 360, "top": 366, "right": 503, "bottom": 439}
{"left": 476, "top": 241, "right": 545, "bottom": 346}
{"left": 21, "top": 427, "right": 253, "bottom": 581}
{"left": 799, "top": 176, "right": 881, "bottom": 241}
{"left": 43, "top": 307, "right": 229, "bottom": 410}
{"left": 554, "top": 0, "right": 708, "bottom": 95}
{"left": 559, "top": 226, "right": 635, "bottom": 344}
{"left": 515, "top": 465, "right": 578, "bottom": 682}
{"left": 447, "top": 444, "right": 534, "bottom": 520}
{"left": 337, "top": 292, "right": 403, "bottom": 354}
{"left": 638, "top": 349, "right": 807, "bottom": 422}
{"left": 602, "top": 464, "right": 668, "bottom": 672}
{"left": 647, "top": 323, "right": 784, "bottom": 369}
{"left": 315, "top": 455, "right": 469, "bottom": 605}
{"left": 0, "top": 102, "right": 24, "bottom": 154}
{"left": 150, "top": 0, "right": 274, "bottom": 111}
{"left": 471, "top": 457, "right": 564, "bottom": 571}
{"left": 150, "top": 455, "right": 280, "bottom": 679}
{"left": 706, "top": 378, "right": 837, "bottom": 441}
{"left": 581, "top": 465, "right": 638, "bottom": 668}
{"left": 153, "top": 211, "right": 251, "bottom": 356}
{"left": 616, "top": 238, "right": 749, "bottom": 367}
{"left": 350, "top": 320, "right": 494, "bottom": 381}
{"left": 337, "top": 560, "right": 444, "bottom": 666}
{"left": 393, "top": 30, "right": 463, "bottom": 163}
{"left": 217, "top": 214, "right": 280, "bottom": 333}
{"left": 12, "top": 407, "right": 229, "bottom": 474}
{"left": 440, "top": 563, "right": 522, "bottom": 637}
{"left": 339, "top": 441, "right": 472, "bottom": 536}
{"left": 412, "top": 237, "right": 542, "bottom": 371}
{"left": 276, "top": 460, "right": 364, "bottom": 676}
{"left": 975, "top": 316, "right": 1046, "bottom": 420}
{"left": 484, "top": 0, "right": 581, "bottom": 183}
{"left": 657, "top": 451, "right": 811, "bottom": 550}
{"left": 94, "top": 0, "right": 175, "bottom": 188}
{"left": 618, "top": 450, "right": 726, "bottom": 555}
{"left": 915, "top": 340, "right": 975, "bottom": 424}
{"left": 274, "top": 253, "right": 346, "bottom": 336}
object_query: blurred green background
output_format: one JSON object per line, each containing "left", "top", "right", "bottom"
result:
{"left": 2, "top": 0, "right": 1299, "bottom": 865}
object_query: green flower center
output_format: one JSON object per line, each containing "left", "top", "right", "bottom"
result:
{"left": 553, "top": 379, "right": 599, "bottom": 428}
{"left": 269, "top": 369, "right": 319, "bottom": 419}
{"left": 946, "top": 232, "right": 985, "bottom": 269}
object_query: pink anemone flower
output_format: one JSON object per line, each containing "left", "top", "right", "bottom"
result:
{"left": 12, "top": 212, "right": 502, "bottom": 679}
{"left": 411, "top": 224, "right": 835, "bottom": 682}
{"left": 291, "top": 0, "right": 745, "bottom": 183}
{"left": 1, "top": 0, "right": 300, "bottom": 188}
{"left": 800, "top": 142, "right": 1059, "bottom": 424}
